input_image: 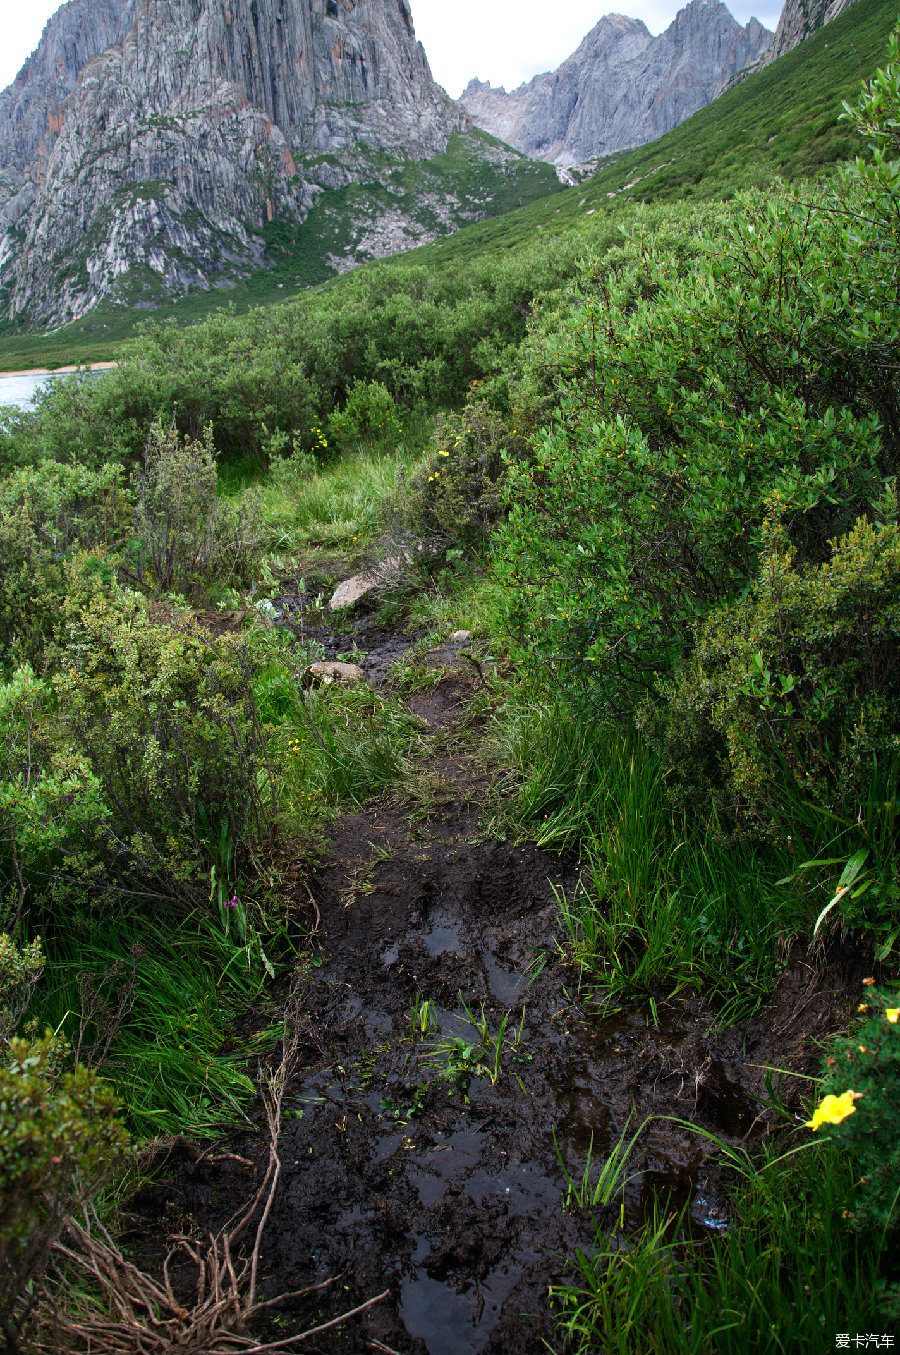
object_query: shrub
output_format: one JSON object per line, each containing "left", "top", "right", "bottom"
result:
{"left": 811, "top": 983, "right": 900, "bottom": 1311}
{"left": 131, "top": 421, "right": 260, "bottom": 600}
{"left": 0, "top": 935, "right": 44, "bottom": 1041}
{"left": 395, "top": 396, "right": 522, "bottom": 551}
{"left": 0, "top": 1033, "right": 129, "bottom": 1346}
{"left": 0, "top": 462, "right": 131, "bottom": 670}
{"left": 51, "top": 588, "right": 277, "bottom": 913}
{"left": 329, "top": 380, "right": 401, "bottom": 450}
{"left": 0, "top": 666, "right": 105, "bottom": 929}
{"left": 656, "top": 507, "right": 900, "bottom": 825}
{"left": 495, "top": 180, "right": 893, "bottom": 714}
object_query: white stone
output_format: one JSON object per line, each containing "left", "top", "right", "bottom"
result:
{"left": 307, "top": 661, "right": 365, "bottom": 685}
{"left": 451, "top": 630, "right": 473, "bottom": 643}
{"left": 329, "top": 573, "right": 378, "bottom": 611}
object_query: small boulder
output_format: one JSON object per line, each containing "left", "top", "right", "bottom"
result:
{"left": 451, "top": 630, "right": 473, "bottom": 644}
{"left": 306, "top": 661, "right": 365, "bottom": 686}
{"left": 329, "top": 573, "right": 377, "bottom": 611}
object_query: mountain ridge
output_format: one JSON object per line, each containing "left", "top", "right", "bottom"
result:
{"left": 0, "top": 0, "right": 550, "bottom": 327}
{"left": 460, "top": 0, "right": 773, "bottom": 167}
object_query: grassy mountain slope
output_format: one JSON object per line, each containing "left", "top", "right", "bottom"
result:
{"left": 0, "top": 0, "right": 895, "bottom": 372}
{"left": 399, "top": 0, "right": 897, "bottom": 269}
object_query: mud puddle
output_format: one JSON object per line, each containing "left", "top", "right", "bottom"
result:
{"left": 133, "top": 639, "right": 870, "bottom": 1354}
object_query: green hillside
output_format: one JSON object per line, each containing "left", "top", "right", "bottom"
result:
{"left": 402, "top": 0, "right": 899, "bottom": 268}
{"left": 0, "top": 0, "right": 896, "bottom": 372}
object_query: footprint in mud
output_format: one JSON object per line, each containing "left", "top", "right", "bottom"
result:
{"left": 401, "top": 1243, "right": 533, "bottom": 1355}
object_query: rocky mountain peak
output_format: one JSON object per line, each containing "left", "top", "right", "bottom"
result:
{"left": 461, "top": 0, "right": 773, "bottom": 168}
{"left": 0, "top": 0, "right": 470, "bottom": 325}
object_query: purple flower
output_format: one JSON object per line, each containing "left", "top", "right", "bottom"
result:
{"left": 224, "top": 895, "right": 239, "bottom": 909}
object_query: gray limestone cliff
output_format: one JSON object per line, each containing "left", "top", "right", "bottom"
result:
{"left": 0, "top": 0, "right": 471, "bottom": 325}
{"left": 728, "top": 0, "right": 859, "bottom": 83}
{"left": 461, "top": 0, "right": 772, "bottom": 168}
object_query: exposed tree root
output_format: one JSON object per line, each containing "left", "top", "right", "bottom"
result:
{"left": 29, "top": 1004, "right": 388, "bottom": 1354}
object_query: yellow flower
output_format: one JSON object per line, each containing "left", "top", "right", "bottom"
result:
{"left": 858, "top": 1003, "right": 869, "bottom": 1012}
{"left": 805, "top": 1090, "right": 860, "bottom": 1131}
{"left": 886, "top": 1008, "right": 899, "bottom": 1024}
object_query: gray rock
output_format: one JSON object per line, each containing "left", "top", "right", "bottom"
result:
{"left": 0, "top": 0, "right": 469, "bottom": 325}
{"left": 460, "top": 0, "right": 772, "bottom": 168}
{"left": 727, "top": 0, "right": 859, "bottom": 86}
{"left": 329, "top": 573, "right": 378, "bottom": 611}
{"left": 307, "top": 660, "right": 365, "bottom": 685}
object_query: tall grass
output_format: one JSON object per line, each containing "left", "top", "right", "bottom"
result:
{"left": 493, "top": 696, "right": 798, "bottom": 1014}
{"left": 221, "top": 429, "right": 431, "bottom": 557}
{"left": 553, "top": 1134, "right": 884, "bottom": 1353}
{"left": 30, "top": 908, "right": 281, "bottom": 1139}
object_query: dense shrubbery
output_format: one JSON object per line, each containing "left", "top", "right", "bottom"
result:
{"left": 0, "top": 463, "right": 130, "bottom": 668}
{"left": 493, "top": 53, "right": 900, "bottom": 856}
{"left": 497, "top": 182, "right": 894, "bottom": 707}
{"left": 393, "top": 396, "right": 523, "bottom": 552}
{"left": 657, "top": 508, "right": 900, "bottom": 826}
{"left": 51, "top": 589, "right": 277, "bottom": 913}
{"left": 4, "top": 234, "right": 596, "bottom": 473}
{"left": 817, "top": 985, "right": 900, "bottom": 1249}
{"left": 131, "top": 421, "right": 260, "bottom": 599}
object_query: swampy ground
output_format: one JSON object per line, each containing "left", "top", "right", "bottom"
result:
{"left": 130, "top": 617, "right": 868, "bottom": 1355}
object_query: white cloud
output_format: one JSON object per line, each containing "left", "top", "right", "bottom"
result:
{"left": 0, "top": 0, "right": 785, "bottom": 101}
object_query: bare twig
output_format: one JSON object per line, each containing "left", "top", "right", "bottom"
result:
{"left": 27, "top": 988, "right": 388, "bottom": 1353}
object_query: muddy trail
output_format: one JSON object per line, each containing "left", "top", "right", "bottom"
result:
{"left": 134, "top": 619, "right": 870, "bottom": 1355}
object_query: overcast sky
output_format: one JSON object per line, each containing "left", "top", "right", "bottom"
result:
{"left": 0, "top": 0, "right": 784, "bottom": 99}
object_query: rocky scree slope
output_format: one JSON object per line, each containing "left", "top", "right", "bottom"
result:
{"left": 0, "top": 0, "right": 484, "bottom": 326}
{"left": 461, "top": 0, "right": 772, "bottom": 168}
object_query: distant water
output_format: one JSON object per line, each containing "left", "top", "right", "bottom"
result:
{"left": 0, "top": 371, "right": 52, "bottom": 410}
{"left": 0, "top": 366, "right": 112, "bottom": 412}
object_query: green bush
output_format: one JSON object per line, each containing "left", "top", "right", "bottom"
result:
{"left": 0, "top": 462, "right": 130, "bottom": 670}
{"left": 50, "top": 588, "right": 277, "bottom": 913}
{"left": 329, "top": 380, "right": 401, "bottom": 450}
{"left": 810, "top": 983, "right": 900, "bottom": 1311}
{"left": 4, "top": 226, "right": 591, "bottom": 472}
{"left": 495, "top": 178, "right": 893, "bottom": 713}
{"left": 656, "top": 507, "right": 900, "bottom": 824}
{"left": 130, "top": 421, "right": 260, "bottom": 600}
{"left": 395, "top": 396, "right": 522, "bottom": 550}
{"left": 0, "top": 666, "right": 105, "bottom": 929}
{"left": 0, "top": 1033, "right": 129, "bottom": 1344}
{"left": 0, "top": 934, "right": 44, "bottom": 1041}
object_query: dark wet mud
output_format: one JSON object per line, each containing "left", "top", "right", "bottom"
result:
{"left": 132, "top": 633, "right": 871, "bottom": 1355}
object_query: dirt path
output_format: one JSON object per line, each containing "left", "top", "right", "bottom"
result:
{"left": 134, "top": 625, "right": 870, "bottom": 1354}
